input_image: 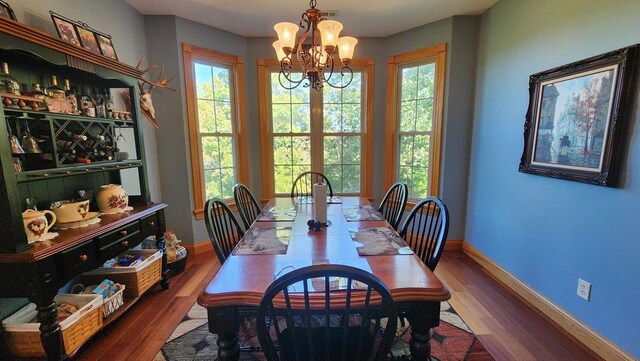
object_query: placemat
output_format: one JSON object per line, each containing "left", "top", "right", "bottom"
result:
{"left": 233, "top": 227, "right": 291, "bottom": 255}
{"left": 349, "top": 227, "right": 414, "bottom": 256}
{"left": 256, "top": 206, "right": 297, "bottom": 221}
{"left": 342, "top": 205, "right": 385, "bottom": 221}
{"left": 296, "top": 196, "right": 343, "bottom": 204}
{"left": 273, "top": 258, "right": 373, "bottom": 291}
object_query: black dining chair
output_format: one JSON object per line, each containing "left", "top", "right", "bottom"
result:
{"left": 290, "top": 171, "right": 334, "bottom": 198}
{"left": 256, "top": 264, "right": 398, "bottom": 361}
{"left": 377, "top": 182, "right": 408, "bottom": 230}
{"left": 234, "top": 183, "right": 262, "bottom": 229}
{"left": 204, "top": 197, "right": 245, "bottom": 264}
{"left": 398, "top": 196, "right": 449, "bottom": 271}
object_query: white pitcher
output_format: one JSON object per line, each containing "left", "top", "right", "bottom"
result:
{"left": 22, "top": 209, "right": 57, "bottom": 243}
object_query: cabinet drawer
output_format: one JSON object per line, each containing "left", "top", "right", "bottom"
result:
{"left": 98, "top": 231, "right": 142, "bottom": 261}
{"left": 96, "top": 223, "right": 140, "bottom": 250}
{"left": 59, "top": 242, "right": 96, "bottom": 278}
{"left": 139, "top": 213, "right": 159, "bottom": 238}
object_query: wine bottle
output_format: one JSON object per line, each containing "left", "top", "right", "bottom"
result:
{"left": 72, "top": 134, "right": 88, "bottom": 141}
{"left": 71, "top": 155, "right": 91, "bottom": 164}
{"left": 0, "top": 62, "right": 20, "bottom": 95}
{"left": 94, "top": 87, "right": 106, "bottom": 118}
{"left": 45, "top": 76, "right": 65, "bottom": 99}
{"left": 55, "top": 140, "right": 77, "bottom": 155}
{"left": 27, "top": 84, "right": 47, "bottom": 100}
{"left": 64, "top": 79, "right": 79, "bottom": 114}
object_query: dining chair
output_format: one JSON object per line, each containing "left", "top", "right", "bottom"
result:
{"left": 233, "top": 183, "right": 262, "bottom": 229}
{"left": 290, "top": 171, "right": 334, "bottom": 198}
{"left": 377, "top": 182, "right": 408, "bottom": 230}
{"left": 399, "top": 196, "right": 449, "bottom": 271}
{"left": 256, "top": 264, "right": 398, "bottom": 361}
{"left": 204, "top": 197, "right": 245, "bottom": 264}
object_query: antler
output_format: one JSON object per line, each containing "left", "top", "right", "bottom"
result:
{"left": 136, "top": 57, "right": 176, "bottom": 93}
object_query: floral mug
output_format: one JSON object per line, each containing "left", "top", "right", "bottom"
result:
{"left": 22, "top": 209, "right": 57, "bottom": 243}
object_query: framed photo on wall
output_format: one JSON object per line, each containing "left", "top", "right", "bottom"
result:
{"left": 96, "top": 33, "right": 118, "bottom": 60}
{"left": 76, "top": 25, "right": 101, "bottom": 54}
{"left": 519, "top": 44, "right": 638, "bottom": 187}
{"left": 51, "top": 13, "right": 81, "bottom": 46}
{"left": 0, "top": 0, "right": 17, "bottom": 21}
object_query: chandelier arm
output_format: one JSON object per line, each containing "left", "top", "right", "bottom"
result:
{"left": 325, "top": 66, "right": 354, "bottom": 89}
{"left": 322, "top": 55, "right": 336, "bottom": 83}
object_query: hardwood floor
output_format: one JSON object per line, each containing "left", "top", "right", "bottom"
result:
{"left": 70, "top": 250, "right": 599, "bottom": 361}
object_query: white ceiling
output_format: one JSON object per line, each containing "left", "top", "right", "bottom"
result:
{"left": 124, "top": 0, "right": 498, "bottom": 37}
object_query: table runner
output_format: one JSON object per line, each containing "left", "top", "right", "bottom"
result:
{"left": 256, "top": 206, "right": 297, "bottom": 222}
{"left": 349, "top": 227, "right": 414, "bottom": 256}
{"left": 233, "top": 227, "right": 291, "bottom": 255}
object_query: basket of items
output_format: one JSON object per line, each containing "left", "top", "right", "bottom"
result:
{"left": 81, "top": 281, "right": 125, "bottom": 318}
{"left": 164, "top": 231, "right": 188, "bottom": 277}
{"left": 2, "top": 293, "right": 103, "bottom": 357}
{"left": 82, "top": 249, "right": 162, "bottom": 298}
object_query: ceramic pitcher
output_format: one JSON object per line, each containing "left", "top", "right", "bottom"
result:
{"left": 96, "top": 184, "right": 129, "bottom": 213}
{"left": 22, "top": 209, "right": 56, "bottom": 243}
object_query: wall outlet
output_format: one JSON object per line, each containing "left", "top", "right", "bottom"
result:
{"left": 577, "top": 278, "right": 591, "bottom": 301}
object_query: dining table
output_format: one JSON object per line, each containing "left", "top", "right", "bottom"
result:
{"left": 197, "top": 196, "right": 451, "bottom": 361}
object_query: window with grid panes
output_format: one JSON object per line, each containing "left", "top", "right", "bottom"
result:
{"left": 194, "top": 61, "right": 237, "bottom": 200}
{"left": 259, "top": 60, "right": 373, "bottom": 199}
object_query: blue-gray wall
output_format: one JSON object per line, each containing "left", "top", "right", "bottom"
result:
{"left": 8, "top": 0, "right": 162, "bottom": 202}
{"left": 466, "top": 0, "right": 640, "bottom": 356}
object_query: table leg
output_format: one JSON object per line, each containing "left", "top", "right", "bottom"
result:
{"left": 407, "top": 301, "right": 441, "bottom": 361}
{"left": 207, "top": 306, "right": 240, "bottom": 361}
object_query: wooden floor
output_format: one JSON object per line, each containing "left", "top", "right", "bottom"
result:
{"left": 70, "top": 250, "right": 600, "bottom": 361}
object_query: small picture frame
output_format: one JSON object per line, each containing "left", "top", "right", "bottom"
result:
{"left": 96, "top": 33, "right": 118, "bottom": 60}
{"left": 51, "top": 13, "right": 80, "bottom": 46}
{"left": 75, "top": 25, "right": 101, "bottom": 55}
{"left": 0, "top": 0, "right": 17, "bottom": 21}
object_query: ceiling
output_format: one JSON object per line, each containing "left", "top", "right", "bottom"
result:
{"left": 124, "top": 0, "right": 498, "bottom": 37}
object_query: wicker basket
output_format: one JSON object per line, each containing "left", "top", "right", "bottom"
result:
{"left": 2, "top": 294, "right": 103, "bottom": 357}
{"left": 82, "top": 250, "right": 162, "bottom": 298}
{"left": 84, "top": 284, "right": 126, "bottom": 318}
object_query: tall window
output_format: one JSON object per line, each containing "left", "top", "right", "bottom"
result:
{"left": 258, "top": 59, "right": 374, "bottom": 199}
{"left": 386, "top": 44, "right": 446, "bottom": 202}
{"left": 183, "top": 44, "right": 248, "bottom": 219}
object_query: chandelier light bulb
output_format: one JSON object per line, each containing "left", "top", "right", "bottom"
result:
{"left": 337, "top": 36, "right": 358, "bottom": 64}
{"left": 272, "top": 40, "right": 288, "bottom": 62}
{"left": 274, "top": 22, "right": 299, "bottom": 50}
{"left": 318, "top": 20, "right": 343, "bottom": 52}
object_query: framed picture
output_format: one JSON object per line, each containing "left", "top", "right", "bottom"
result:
{"left": 0, "top": 0, "right": 17, "bottom": 21}
{"left": 51, "top": 13, "right": 80, "bottom": 46}
{"left": 96, "top": 34, "right": 118, "bottom": 60}
{"left": 519, "top": 45, "right": 638, "bottom": 187}
{"left": 76, "top": 25, "right": 101, "bottom": 55}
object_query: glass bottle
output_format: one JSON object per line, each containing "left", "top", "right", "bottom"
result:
{"left": 78, "top": 86, "right": 96, "bottom": 117}
{"left": 104, "top": 88, "right": 114, "bottom": 118}
{"left": 45, "top": 75, "right": 65, "bottom": 100}
{"left": 64, "top": 79, "right": 79, "bottom": 114}
{"left": 0, "top": 62, "right": 21, "bottom": 95}
{"left": 28, "top": 83, "right": 47, "bottom": 100}
{"left": 94, "top": 87, "right": 106, "bottom": 118}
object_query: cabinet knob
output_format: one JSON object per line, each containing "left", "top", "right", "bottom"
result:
{"left": 121, "top": 240, "right": 129, "bottom": 248}
{"left": 120, "top": 230, "right": 128, "bottom": 236}
{"left": 148, "top": 221, "right": 155, "bottom": 227}
{"left": 79, "top": 254, "right": 88, "bottom": 262}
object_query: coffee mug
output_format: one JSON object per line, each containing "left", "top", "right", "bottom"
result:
{"left": 22, "top": 209, "right": 57, "bottom": 243}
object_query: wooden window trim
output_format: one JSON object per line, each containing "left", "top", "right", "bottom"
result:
{"left": 257, "top": 58, "right": 374, "bottom": 200}
{"left": 183, "top": 43, "right": 248, "bottom": 219}
{"left": 384, "top": 43, "right": 446, "bottom": 210}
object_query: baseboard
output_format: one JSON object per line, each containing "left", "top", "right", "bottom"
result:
{"left": 184, "top": 241, "right": 213, "bottom": 255}
{"left": 462, "top": 242, "right": 635, "bottom": 361}
{"left": 444, "top": 239, "right": 463, "bottom": 251}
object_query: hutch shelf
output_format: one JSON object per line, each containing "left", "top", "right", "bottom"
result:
{"left": 0, "top": 16, "right": 169, "bottom": 361}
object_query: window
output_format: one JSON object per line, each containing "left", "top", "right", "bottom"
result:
{"left": 385, "top": 44, "right": 446, "bottom": 202}
{"left": 258, "top": 59, "right": 374, "bottom": 199}
{"left": 183, "top": 44, "right": 248, "bottom": 219}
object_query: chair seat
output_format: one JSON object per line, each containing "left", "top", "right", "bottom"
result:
{"left": 278, "top": 326, "right": 374, "bottom": 361}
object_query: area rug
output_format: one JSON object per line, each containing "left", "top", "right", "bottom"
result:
{"left": 154, "top": 301, "right": 494, "bottom": 361}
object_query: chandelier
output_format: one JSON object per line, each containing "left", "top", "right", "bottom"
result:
{"left": 273, "top": 0, "right": 358, "bottom": 91}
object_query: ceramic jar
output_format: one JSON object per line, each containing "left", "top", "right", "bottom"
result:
{"left": 50, "top": 199, "right": 90, "bottom": 223}
{"left": 96, "top": 184, "right": 129, "bottom": 213}
{"left": 22, "top": 209, "right": 57, "bottom": 243}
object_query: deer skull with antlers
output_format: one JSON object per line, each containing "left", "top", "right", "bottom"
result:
{"left": 136, "top": 57, "right": 175, "bottom": 128}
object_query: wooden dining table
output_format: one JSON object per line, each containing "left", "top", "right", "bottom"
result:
{"left": 197, "top": 197, "right": 450, "bottom": 360}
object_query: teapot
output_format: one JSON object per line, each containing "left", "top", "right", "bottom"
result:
{"left": 22, "top": 209, "right": 57, "bottom": 243}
